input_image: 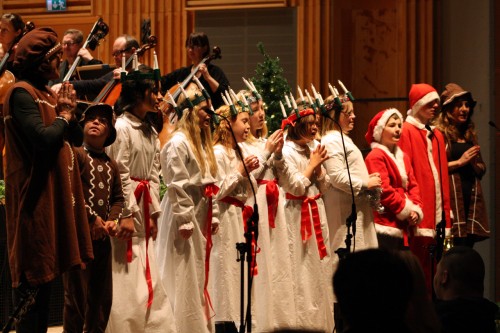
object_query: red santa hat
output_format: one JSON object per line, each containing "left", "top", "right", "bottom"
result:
{"left": 407, "top": 83, "right": 440, "bottom": 116}
{"left": 365, "top": 108, "right": 403, "bottom": 146}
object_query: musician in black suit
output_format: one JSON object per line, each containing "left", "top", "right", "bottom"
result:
{"left": 160, "top": 32, "right": 229, "bottom": 109}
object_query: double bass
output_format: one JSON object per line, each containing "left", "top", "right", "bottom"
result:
{"left": 62, "top": 17, "right": 109, "bottom": 82}
{"left": 93, "top": 35, "right": 157, "bottom": 106}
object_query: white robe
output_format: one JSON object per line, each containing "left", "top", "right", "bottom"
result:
{"left": 106, "top": 112, "right": 175, "bottom": 333}
{"left": 156, "top": 131, "right": 220, "bottom": 333}
{"left": 321, "top": 131, "right": 378, "bottom": 266}
{"left": 275, "top": 140, "right": 334, "bottom": 332}
{"left": 241, "top": 139, "right": 296, "bottom": 332}
{"left": 210, "top": 144, "right": 253, "bottom": 325}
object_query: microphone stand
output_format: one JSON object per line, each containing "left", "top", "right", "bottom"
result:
{"left": 208, "top": 110, "right": 259, "bottom": 333}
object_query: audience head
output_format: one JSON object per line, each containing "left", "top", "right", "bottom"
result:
{"left": 433, "top": 246, "right": 485, "bottom": 300}
{"left": 333, "top": 249, "right": 413, "bottom": 332}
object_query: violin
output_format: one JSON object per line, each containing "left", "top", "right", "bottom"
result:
{"left": 93, "top": 35, "right": 157, "bottom": 106}
{"left": 62, "top": 17, "right": 109, "bottom": 82}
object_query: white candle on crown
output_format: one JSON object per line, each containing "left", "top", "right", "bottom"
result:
{"left": 242, "top": 77, "right": 253, "bottom": 91}
{"left": 167, "top": 92, "right": 177, "bottom": 107}
{"left": 153, "top": 51, "right": 159, "bottom": 70}
{"left": 284, "top": 94, "right": 291, "bottom": 108}
{"left": 121, "top": 54, "right": 126, "bottom": 72}
{"left": 221, "top": 93, "right": 230, "bottom": 106}
{"left": 328, "top": 83, "right": 337, "bottom": 97}
{"left": 290, "top": 93, "right": 298, "bottom": 109}
{"left": 180, "top": 84, "right": 189, "bottom": 100}
{"left": 298, "top": 86, "right": 305, "bottom": 102}
{"left": 225, "top": 91, "right": 233, "bottom": 105}
{"left": 193, "top": 76, "right": 204, "bottom": 91}
{"left": 305, "top": 89, "right": 314, "bottom": 105}
{"left": 280, "top": 101, "right": 287, "bottom": 118}
{"left": 311, "top": 84, "right": 319, "bottom": 99}
{"left": 338, "top": 80, "right": 349, "bottom": 94}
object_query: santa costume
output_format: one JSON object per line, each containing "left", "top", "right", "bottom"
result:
{"left": 398, "top": 83, "right": 451, "bottom": 293}
{"left": 364, "top": 108, "right": 424, "bottom": 250}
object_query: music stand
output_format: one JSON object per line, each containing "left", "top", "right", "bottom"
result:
{"left": 77, "top": 63, "right": 116, "bottom": 81}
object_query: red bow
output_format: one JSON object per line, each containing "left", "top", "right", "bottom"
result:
{"left": 285, "top": 192, "right": 327, "bottom": 259}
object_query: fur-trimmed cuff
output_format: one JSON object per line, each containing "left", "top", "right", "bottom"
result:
{"left": 375, "top": 224, "right": 403, "bottom": 238}
{"left": 396, "top": 198, "right": 413, "bottom": 221}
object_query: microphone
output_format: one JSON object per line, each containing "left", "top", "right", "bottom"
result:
{"left": 489, "top": 121, "right": 500, "bottom": 132}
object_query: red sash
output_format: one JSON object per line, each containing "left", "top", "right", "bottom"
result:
{"left": 203, "top": 183, "right": 219, "bottom": 319}
{"left": 219, "top": 196, "right": 259, "bottom": 276}
{"left": 256, "top": 178, "right": 279, "bottom": 228}
{"left": 285, "top": 192, "right": 327, "bottom": 259}
{"left": 130, "top": 177, "right": 154, "bottom": 308}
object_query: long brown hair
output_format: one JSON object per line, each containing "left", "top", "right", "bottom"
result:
{"left": 435, "top": 97, "right": 477, "bottom": 144}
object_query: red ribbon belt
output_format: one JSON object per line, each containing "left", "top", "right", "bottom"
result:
{"left": 219, "top": 196, "right": 259, "bottom": 276}
{"left": 285, "top": 192, "right": 327, "bottom": 259}
{"left": 256, "top": 178, "right": 279, "bottom": 228}
{"left": 203, "top": 183, "right": 219, "bottom": 319}
{"left": 130, "top": 177, "right": 154, "bottom": 308}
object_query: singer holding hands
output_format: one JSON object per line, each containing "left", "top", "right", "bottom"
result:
{"left": 435, "top": 83, "right": 489, "bottom": 247}
{"left": 276, "top": 104, "right": 333, "bottom": 332}
{"left": 398, "top": 83, "right": 451, "bottom": 294}
{"left": 3, "top": 27, "right": 93, "bottom": 333}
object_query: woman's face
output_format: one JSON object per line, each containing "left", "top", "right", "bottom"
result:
{"left": 232, "top": 112, "right": 251, "bottom": 143}
{"left": 338, "top": 103, "right": 355, "bottom": 134}
{"left": 249, "top": 100, "right": 265, "bottom": 134}
{"left": 0, "top": 19, "right": 21, "bottom": 47}
{"left": 197, "top": 101, "right": 211, "bottom": 129}
{"left": 187, "top": 44, "right": 206, "bottom": 64}
{"left": 451, "top": 98, "right": 471, "bottom": 125}
{"left": 380, "top": 115, "right": 402, "bottom": 148}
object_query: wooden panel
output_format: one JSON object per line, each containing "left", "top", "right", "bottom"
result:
{"left": 186, "top": 0, "right": 287, "bottom": 10}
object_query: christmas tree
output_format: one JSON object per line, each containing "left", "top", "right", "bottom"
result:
{"left": 252, "top": 42, "right": 291, "bottom": 133}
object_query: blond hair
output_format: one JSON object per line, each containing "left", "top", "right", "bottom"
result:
{"left": 174, "top": 85, "right": 217, "bottom": 177}
{"left": 237, "top": 89, "right": 268, "bottom": 141}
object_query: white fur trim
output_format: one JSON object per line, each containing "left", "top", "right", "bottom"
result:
{"left": 372, "top": 108, "right": 403, "bottom": 142}
{"left": 396, "top": 198, "right": 413, "bottom": 221}
{"left": 370, "top": 143, "right": 408, "bottom": 188}
{"left": 375, "top": 224, "right": 403, "bottom": 238}
{"left": 411, "top": 91, "right": 439, "bottom": 116}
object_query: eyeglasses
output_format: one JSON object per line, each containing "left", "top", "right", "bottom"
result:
{"left": 112, "top": 47, "right": 132, "bottom": 57}
{"left": 62, "top": 41, "right": 77, "bottom": 47}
